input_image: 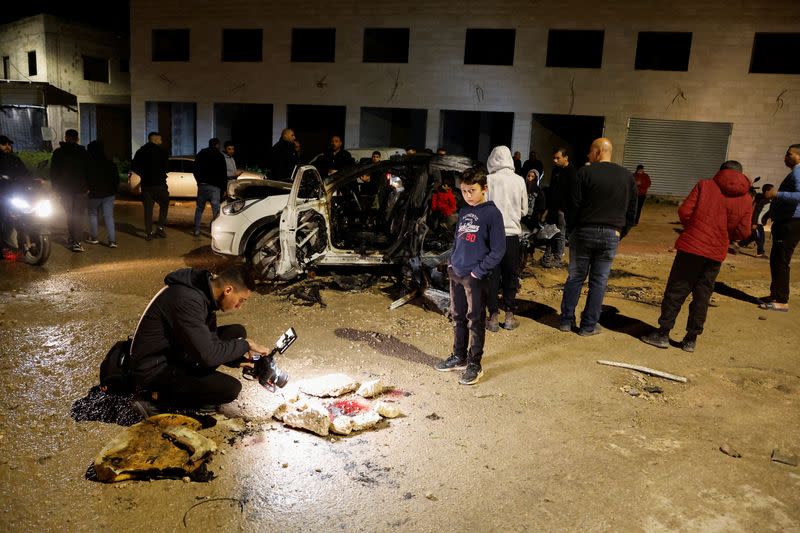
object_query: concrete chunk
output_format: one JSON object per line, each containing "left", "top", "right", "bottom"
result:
{"left": 298, "top": 374, "right": 360, "bottom": 397}
{"left": 280, "top": 399, "right": 331, "bottom": 436}
{"left": 356, "top": 379, "right": 391, "bottom": 398}
{"left": 374, "top": 401, "right": 402, "bottom": 419}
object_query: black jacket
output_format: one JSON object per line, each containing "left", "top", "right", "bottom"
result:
{"left": 193, "top": 147, "right": 227, "bottom": 190}
{"left": 546, "top": 163, "right": 577, "bottom": 223}
{"left": 0, "top": 152, "right": 31, "bottom": 180}
{"left": 270, "top": 139, "right": 298, "bottom": 181}
{"left": 50, "top": 142, "right": 89, "bottom": 194}
{"left": 129, "top": 268, "right": 249, "bottom": 386}
{"left": 316, "top": 149, "right": 355, "bottom": 176}
{"left": 87, "top": 146, "right": 120, "bottom": 198}
{"left": 131, "top": 142, "right": 169, "bottom": 187}
{"left": 566, "top": 162, "right": 637, "bottom": 235}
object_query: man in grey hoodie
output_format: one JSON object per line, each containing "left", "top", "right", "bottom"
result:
{"left": 486, "top": 146, "right": 528, "bottom": 330}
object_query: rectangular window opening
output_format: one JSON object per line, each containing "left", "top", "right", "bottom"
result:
{"left": 152, "top": 29, "right": 190, "bottom": 62}
{"left": 546, "top": 30, "right": 604, "bottom": 69}
{"left": 83, "top": 55, "right": 110, "bottom": 83}
{"left": 291, "top": 28, "right": 336, "bottom": 62}
{"left": 27, "top": 51, "right": 37, "bottom": 76}
{"left": 750, "top": 33, "right": 800, "bottom": 74}
{"left": 635, "top": 32, "right": 692, "bottom": 71}
{"left": 363, "top": 28, "right": 409, "bottom": 63}
{"left": 222, "top": 29, "right": 263, "bottom": 62}
{"left": 464, "top": 28, "right": 515, "bottom": 65}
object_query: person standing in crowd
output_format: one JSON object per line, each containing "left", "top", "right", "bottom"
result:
{"left": 486, "top": 146, "right": 528, "bottom": 331}
{"left": 759, "top": 144, "right": 800, "bottom": 312}
{"left": 50, "top": 129, "right": 90, "bottom": 252}
{"left": 0, "top": 135, "right": 31, "bottom": 180}
{"left": 223, "top": 141, "right": 242, "bottom": 185}
{"left": 559, "top": 138, "right": 637, "bottom": 336}
{"left": 131, "top": 132, "right": 169, "bottom": 241}
{"left": 434, "top": 166, "right": 505, "bottom": 386}
{"left": 513, "top": 151, "right": 524, "bottom": 176}
{"left": 193, "top": 138, "right": 227, "bottom": 237}
{"left": 641, "top": 161, "right": 752, "bottom": 352}
{"left": 317, "top": 135, "right": 355, "bottom": 176}
{"left": 371, "top": 150, "right": 381, "bottom": 163}
{"left": 522, "top": 150, "right": 544, "bottom": 179}
{"left": 86, "top": 141, "right": 119, "bottom": 248}
{"left": 541, "top": 147, "right": 577, "bottom": 268}
{"left": 633, "top": 164, "right": 652, "bottom": 225}
{"left": 270, "top": 128, "right": 298, "bottom": 181}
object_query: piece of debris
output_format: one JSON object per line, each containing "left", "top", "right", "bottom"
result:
{"left": 374, "top": 401, "right": 402, "bottom": 419}
{"left": 299, "top": 374, "right": 360, "bottom": 397}
{"left": 597, "top": 360, "right": 688, "bottom": 383}
{"left": 426, "top": 413, "right": 442, "bottom": 420}
{"left": 425, "top": 492, "right": 438, "bottom": 501}
{"left": 92, "top": 414, "right": 217, "bottom": 483}
{"left": 627, "top": 387, "right": 641, "bottom": 397}
{"left": 758, "top": 316, "right": 767, "bottom": 321}
{"left": 331, "top": 273, "right": 376, "bottom": 291}
{"left": 719, "top": 443, "right": 742, "bottom": 458}
{"left": 274, "top": 393, "right": 400, "bottom": 437}
{"left": 643, "top": 386, "right": 663, "bottom": 394}
{"left": 389, "top": 289, "right": 419, "bottom": 310}
{"left": 771, "top": 449, "right": 798, "bottom": 466}
{"left": 356, "top": 379, "right": 392, "bottom": 398}
{"left": 278, "top": 397, "right": 331, "bottom": 436}
{"left": 421, "top": 288, "right": 450, "bottom": 315}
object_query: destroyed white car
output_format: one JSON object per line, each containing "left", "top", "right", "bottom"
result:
{"left": 211, "top": 153, "right": 475, "bottom": 281}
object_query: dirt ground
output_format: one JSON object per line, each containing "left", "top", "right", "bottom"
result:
{"left": 1, "top": 198, "right": 798, "bottom": 532}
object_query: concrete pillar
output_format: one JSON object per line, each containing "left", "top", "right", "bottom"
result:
{"left": 131, "top": 99, "right": 146, "bottom": 153}
{"left": 273, "top": 103, "right": 287, "bottom": 144}
{"left": 511, "top": 111, "right": 532, "bottom": 160}
{"left": 425, "top": 108, "right": 441, "bottom": 151}
{"left": 195, "top": 102, "right": 214, "bottom": 151}
{"left": 345, "top": 105, "right": 360, "bottom": 148}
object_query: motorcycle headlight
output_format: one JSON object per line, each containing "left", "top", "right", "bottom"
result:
{"left": 35, "top": 199, "right": 53, "bottom": 218}
{"left": 10, "top": 196, "right": 32, "bottom": 211}
{"left": 222, "top": 199, "right": 247, "bottom": 215}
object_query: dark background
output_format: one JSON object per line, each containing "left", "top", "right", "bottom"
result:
{"left": 0, "top": 1, "right": 130, "bottom": 34}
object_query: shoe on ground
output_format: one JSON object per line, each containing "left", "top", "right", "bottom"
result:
{"left": 156, "top": 226, "right": 167, "bottom": 238}
{"left": 558, "top": 321, "right": 575, "bottom": 333}
{"left": 145, "top": 232, "right": 154, "bottom": 241}
{"left": 486, "top": 312, "right": 500, "bottom": 333}
{"left": 131, "top": 399, "right": 164, "bottom": 419}
{"left": 71, "top": 242, "right": 85, "bottom": 252}
{"left": 502, "top": 311, "right": 519, "bottom": 330}
{"left": 641, "top": 330, "right": 669, "bottom": 349}
{"left": 192, "top": 229, "right": 201, "bottom": 237}
{"left": 578, "top": 324, "right": 603, "bottom": 337}
{"left": 108, "top": 240, "right": 118, "bottom": 248}
{"left": 459, "top": 364, "right": 483, "bottom": 385}
{"left": 681, "top": 336, "right": 697, "bottom": 353}
{"left": 86, "top": 236, "right": 99, "bottom": 245}
{"left": 435, "top": 354, "right": 467, "bottom": 372}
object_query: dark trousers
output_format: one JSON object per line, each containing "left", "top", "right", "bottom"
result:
{"left": 738, "top": 225, "right": 766, "bottom": 255}
{"left": 194, "top": 184, "right": 222, "bottom": 231}
{"left": 769, "top": 219, "right": 800, "bottom": 303}
{"left": 635, "top": 195, "right": 646, "bottom": 225}
{"left": 450, "top": 269, "right": 489, "bottom": 366}
{"left": 487, "top": 235, "right": 521, "bottom": 313}
{"left": 146, "top": 324, "right": 246, "bottom": 407}
{"left": 544, "top": 211, "right": 566, "bottom": 261}
{"left": 658, "top": 251, "right": 720, "bottom": 336}
{"left": 142, "top": 184, "right": 169, "bottom": 234}
{"left": 61, "top": 192, "right": 88, "bottom": 243}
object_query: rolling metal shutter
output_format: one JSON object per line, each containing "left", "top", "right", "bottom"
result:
{"left": 622, "top": 118, "right": 732, "bottom": 197}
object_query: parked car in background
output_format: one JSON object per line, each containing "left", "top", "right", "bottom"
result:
{"left": 307, "top": 147, "right": 406, "bottom": 169}
{"left": 211, "top": 153, "right": 474, "bottom": 282}
{"left": 127, "top": 156, "right": 264, "bottom": 197}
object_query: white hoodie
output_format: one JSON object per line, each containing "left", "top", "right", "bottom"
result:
{"left": 486, "top": 146, "right": 528, "bottom": 236}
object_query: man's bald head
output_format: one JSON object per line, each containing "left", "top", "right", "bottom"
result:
{"left": 281, "top": 128, "right": 296, "bottom": 142}
{"left": 588, "top": 137, "right": 613, "bottom": 163}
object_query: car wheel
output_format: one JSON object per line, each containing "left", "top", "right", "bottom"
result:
{"left": 249, "top": 227, "right": 281, "bottom": 280}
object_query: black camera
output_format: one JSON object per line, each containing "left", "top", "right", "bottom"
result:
{"left": 243, "top": 327, "right": 296, "bottom": 391}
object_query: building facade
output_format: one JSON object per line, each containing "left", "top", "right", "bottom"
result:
{"left": 0, "top": 14, "right": 131, "bottom": 158}
{"left": 130, "top": 0, "right": 799, "bottom": 195}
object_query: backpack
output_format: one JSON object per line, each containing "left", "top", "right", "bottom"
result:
{"left": 99, "top": 337, "right": 133, "bottom": 394}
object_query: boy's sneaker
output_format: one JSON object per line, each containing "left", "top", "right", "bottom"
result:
{"left": 108, "top": 240, "right": 118, "bottom": 248}
{"left": 86, "top": 236, "right": 99, "bottom": 245}
{"left": 71, "top": 242, "right": 85, "bottom": 252}
{"left": 558, "top": 321, "right": 575, "bottom": 332}
{"left": 486, "top": 312, "right": 500, "bottom": 332}
{"left": 459, "top": 364, "right": 483, "bottom": 385}
{"left": 641, "top": 330, "right": 669, "bottom": 349}
{"left": 435, "top": 354, "right": 467, "bottom": 372}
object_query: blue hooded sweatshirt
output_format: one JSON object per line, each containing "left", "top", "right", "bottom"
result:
{"left": 449, "top": 200, "right": 506, "bottom": 279}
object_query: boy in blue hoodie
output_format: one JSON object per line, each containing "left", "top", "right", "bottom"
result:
{"left": 435, "top": 166, "right": 506, "bottom": 385}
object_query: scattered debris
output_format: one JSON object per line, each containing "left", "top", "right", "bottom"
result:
{"left": 71, "top": 386, "right": 142, "bottom": 426}
{"left": 389, "top": 289, "right": 419, "bottom": 310}
{"left": 357, "top": 379, "right": 392, "bottom": 398}
{"left": 421, "top": 288, "right": 450, "bottom": 315}
{"left": 374, "top": 401, "right": 402, "bottom": 419}
{"left": 643, "top": 386, "right": 663, "bottom": 394}
{"left": 92, "top": 414, "right": 217, "bottom": 483}
{"left": 627, "top": 388, "right": 641, "bottom": 397}
{"left": 299, "top": 374, "right": 360, "bottom": 397}
{"left": 426, "top": 413, "right": 442, "bottom": 421}
{"left": 597, "top": 360, "right": 688, "bottom": 383}
{"left": 719, "top": 443, "right": 742, "bottom": 458}
{"left": 279, "top": 397, "right": 331, "bottom": 436}
{"left": 331, "top": 273, "right": 377, "bottom": 291}
{"left": 425, "top": 492, "right": 438, "bottom": 501}
{"left": 771, "top": 449, "right": 798, "bottom": 467}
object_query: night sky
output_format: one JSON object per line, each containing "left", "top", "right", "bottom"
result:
{"left": 0, "top": 1, "right": 130, "bottom": 34}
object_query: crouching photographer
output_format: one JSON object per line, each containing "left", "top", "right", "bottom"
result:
{"left": 128, "top": 264, "right": 271, "bottom": 417}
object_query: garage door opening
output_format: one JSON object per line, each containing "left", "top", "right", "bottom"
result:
{"left": 440, "top": 110, "right": 513, "bottom": 162}
{"left": 80, "top": 103, "right": 131, "bottom": 161}
{"left": 531, "top": 113, "right": 605, "bottom": 182}
{"left": 359, "top": 107, "right": 427, "bottom": 151}
{"left": 287, "top": 104, "right": 346, "bottom": 162}
{"left": 214, "top": 103, "right": 273, "bottom": 170}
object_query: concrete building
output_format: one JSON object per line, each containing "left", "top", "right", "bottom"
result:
{"left": 130, "top": 0, "right": 799, "bottom": 195}
{"left": 0, "top": 14, "right": 130, "bottom": 159}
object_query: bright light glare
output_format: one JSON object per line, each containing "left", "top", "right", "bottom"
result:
{"left": 35, "top": 200, "right": 53, "bottom": 217}
{"left": 10, "top": 197, "right": 31, "bottom": 210}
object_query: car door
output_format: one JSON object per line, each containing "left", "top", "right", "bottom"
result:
{"left": 274, "top": 165, "right": 328, "bottom": 279}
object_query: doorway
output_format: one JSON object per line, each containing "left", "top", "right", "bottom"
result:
{"left": 287, "top": 104, "right": 346, "bottom": 163}
{"left": 440, "top": 110, "right": 514, "bottom": 162}
{"left": 531, "top": 113, "right": 605, "bottom": 183}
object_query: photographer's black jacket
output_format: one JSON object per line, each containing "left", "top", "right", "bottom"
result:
{"left": 129, "top": 268, "right": 249, "bottom": 385}
{"left": 131, "top": 142, "right": 168, "bottom": 187}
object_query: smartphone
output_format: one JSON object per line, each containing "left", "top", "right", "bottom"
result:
{"left": 275, "top": 327, "right": 297, "bottom": 354}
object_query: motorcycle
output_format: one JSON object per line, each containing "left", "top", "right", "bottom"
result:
{"left": 0, "top": 175, "right": 53, "bottom": 265}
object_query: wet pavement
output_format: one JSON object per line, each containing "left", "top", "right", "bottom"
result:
{"left": 1, "top": 199, "right": 799, "bottom": 531}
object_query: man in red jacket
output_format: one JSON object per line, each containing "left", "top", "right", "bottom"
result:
{"left": 641, "top": 161, "right": 752, "bottom": 352}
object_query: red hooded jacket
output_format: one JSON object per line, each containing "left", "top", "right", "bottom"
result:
{"left": 674, "top": 169, "right": 753, "bottom": 262}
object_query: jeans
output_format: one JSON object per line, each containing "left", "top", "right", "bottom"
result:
{"left": 88, "top": 195, "right": 116, "bottom": 241}
{"left": 194, "top": 183, "right": 222, "bottom": 231}
{"left": 61, "top": 192, "right": 88, "bottom": 243}
{"left": 560, "top": 226, "right": 620, "bottom": 331}
{"left": 739, "top": 225, "right": 766, "bottom": 255}
{"left": 635, "top": 195, "right": 646, "bottom": 225}
{"left": 769, "top": 219, "right": 800, "bottom": 303}
{"left": 142, "top": 184, "right": 169, "bottom": 234}
{"left": 487, "top": 235, "right": 521, "bottom": 313}
{"left": 450, "top": 268, "right": 489, "bottom": 366}
{"left": 142, "top": 324, "right": 247, "bottom": 408}
{"left": 658, "top": 251, "right": 720, "bottom": 336}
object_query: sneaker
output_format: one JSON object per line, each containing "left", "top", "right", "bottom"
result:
{"left": 459, "top": 364, "right": 483, "bottom": 385}
{"left": 86, "top": 236, "right": 99, "bottom": 245}
{"left": 145, "top": 232, "right": 154, "bottom": 241}
{"left": 558, "top": 321, "right": 575, "bottom": 332}
{"left": 72, "top": 242, "right": 85, "bottom": 252}
{"left": 156, "top": 226, "right": 167, "bottom": 238}
{"left": 502, "top": 311, "right": 519, "bottom": 330}
{"left": 131, "top": 399, "right": 163, "bottom": 419}
{"left": 641, "top": 330, "right": 669, "bottom": 349}
{"left": 681, "top": 336, "right": 697, "bottom": 353}
{"left": 192, "top": 229, "right": 201, "bottom": 237}
{"left": 486, "top": 312, "right": 500, "bottom": 333}
{"left": 578, "top": 324, "right": 603, "bottom": 337}
{"left": 435, "top": 354, "right": 467, "bottom": 372}
{"left": 108, "top": 240, "right": 118, "bottom": 248}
